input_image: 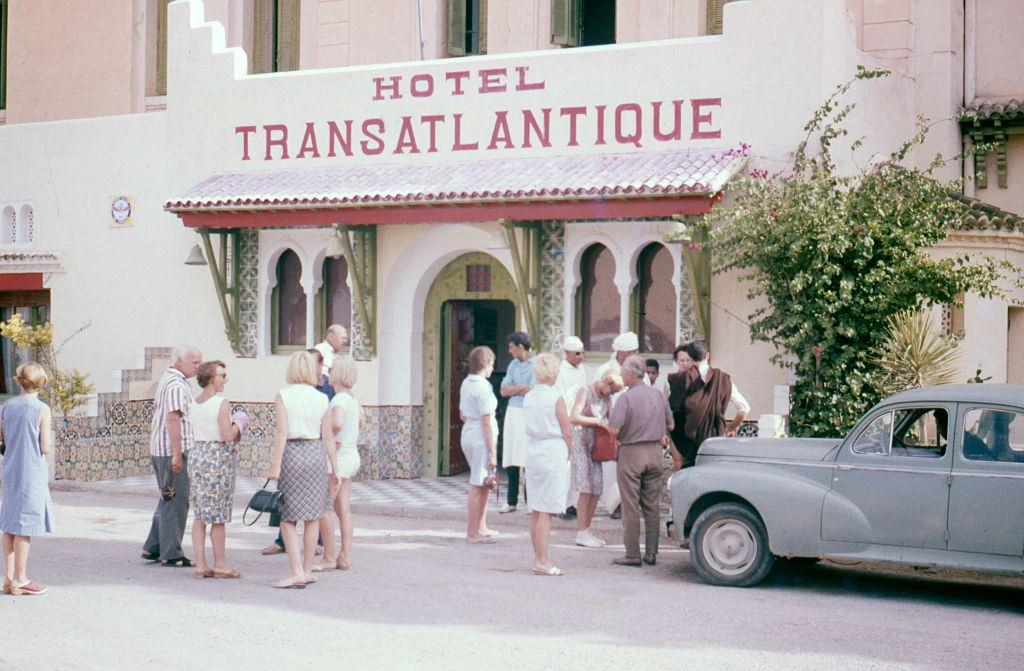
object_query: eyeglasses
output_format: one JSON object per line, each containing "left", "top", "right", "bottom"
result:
{"left": 567, "top": 351, "right": 585, "bottom": 356}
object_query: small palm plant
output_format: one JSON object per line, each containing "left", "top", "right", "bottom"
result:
{"left": 872, "top": 309, "right": 961, "bottom": 394}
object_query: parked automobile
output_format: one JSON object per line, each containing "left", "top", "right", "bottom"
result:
{"left": 669, "top": 384, "right": 1024, "bottom": 587}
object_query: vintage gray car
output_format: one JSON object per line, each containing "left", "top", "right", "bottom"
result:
{"left": 669, "top": 384, "right": 1024, "bottom": 587}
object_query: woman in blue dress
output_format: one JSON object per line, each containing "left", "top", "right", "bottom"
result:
{"left": 0, "top": 362, "right": 54, "bottom": 596}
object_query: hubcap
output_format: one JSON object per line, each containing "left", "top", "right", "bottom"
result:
{"left": 702, "top": 518, "right": 757, "bottom": 576}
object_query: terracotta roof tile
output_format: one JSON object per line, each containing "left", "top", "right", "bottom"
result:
{"left": 165, "top": 147, "right": 747, "bottom": 212}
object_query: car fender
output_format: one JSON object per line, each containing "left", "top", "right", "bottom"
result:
{"left": 670, "top": 462, "right": 831, "bottom": 557}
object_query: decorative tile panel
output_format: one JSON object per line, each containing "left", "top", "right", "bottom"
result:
{"left": 677, "top": 254, "right": 699, "bottom": 344}
{"left": 539, "top": 221, "right": 565, "bottom": 353}
{"left": 237, "top": 229, "right": 259, "bottom": 357}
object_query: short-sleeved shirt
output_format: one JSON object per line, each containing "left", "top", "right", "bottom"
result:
{"left": 501, "top": 356, "right": 537, "bottom": 409}
{"left": 608, "top": 383, "right": 673, "bottom": 446}
{"left": 460, "top": 374, "right": 499, "bottom": 446}
{"left": 329, "top": 390, "right": 360, "bottom": 451}
{"left": 315, "top": 341, "right": 336, "bottom": 378}
{"left": 149, "top": 368, "right": 194, "bottom": 457}
{"left": 554, "top": 359, "right": 587, "bottom": 406}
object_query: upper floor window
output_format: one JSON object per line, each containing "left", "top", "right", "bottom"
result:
{"left": 273, "top": 249, "right": 306, "bottom": 352}
{"left": 1, "top": 0, "right": 8, "bottom": 110}
{"left": 633, "top": 242, "right": 675, "bottom": 353}
{"left": 152, "top": 0, "right": 171, "bottom": 96}
{"left": 551, "top": 0, "right": 615, "bottom": 48}
{"left": 576, "top": 243, "right": 618, "bottom": 351}
{"left": 447, "top": 0, "right": 488, "bottom": 56}
{"left": 707, "top": 0, "right": 738, "bottom": 35}
{"left": 0, "top": 203, "right": 32, "bottom": 245}
{"left": 253, "top": 0, "right": 301, "bottom": 74}
{"left": 317, "top": 256, "right": 351, "bottom": 337}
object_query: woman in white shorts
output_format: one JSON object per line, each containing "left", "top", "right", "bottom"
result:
{"left": 317, "top": 355, "right": 363, "bottom": 571}
{"left": 459, "top": 346, "right": 500, "bottom": 544}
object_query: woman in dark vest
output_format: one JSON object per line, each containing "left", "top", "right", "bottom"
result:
{"left": 667, "top": 341, "right": 750, "bottom": 467}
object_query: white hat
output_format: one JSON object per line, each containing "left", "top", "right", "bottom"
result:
{"left": 562, "top": 336, "right": 584, "bottom": 352}
{"left": 612, "top": 331, "right": 639, "bottom": 352}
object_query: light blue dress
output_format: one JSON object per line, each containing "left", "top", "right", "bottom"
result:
{"left": 0, "top": 395, "right": 54, "bottom": 536}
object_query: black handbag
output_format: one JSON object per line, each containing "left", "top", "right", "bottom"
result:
{"left": 244, "top": 479, "right": 283, "bottom": 527}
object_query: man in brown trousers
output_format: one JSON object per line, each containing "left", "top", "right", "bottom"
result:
{"left": 607, "top": 355, "right": 674, "bottom": 566}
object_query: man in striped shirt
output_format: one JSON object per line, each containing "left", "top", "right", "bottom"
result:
{"left": 141, "top": 346, "right": 202, "bottom": 566}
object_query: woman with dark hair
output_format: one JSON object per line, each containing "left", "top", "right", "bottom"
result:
{"left": 499, "top": 331, "right": 536, "bottom": 513}
{"left": 188, "top": 360, "right": 247, "bottom": 579}
{"left": 666, "top": 344, "right": 695, "bottom": 468}
{"left": 671, "top": 341, "right": 749, "bottom": 466}
{"left": 459, "top": 346, "right": 500, "bottom": 543}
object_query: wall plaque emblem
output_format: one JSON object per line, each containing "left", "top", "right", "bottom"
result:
{"left": 111, "top": 195, "right": 133, "bottom": 227}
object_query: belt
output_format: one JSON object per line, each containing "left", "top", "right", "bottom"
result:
{"left": 619, "top": 440, "right": 662, "bottom": 448}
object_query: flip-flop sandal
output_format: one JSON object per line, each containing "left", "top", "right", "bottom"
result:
{"left": 260, "top": 545, "right": 285, "bottom": 556}
{"left": 10, "top": 581, "right": 47, "bottom": 595}
{"left": 532, "top": 566, "right": 564, "bottom": 577}
{"left": 212, "top": 569, "right": 242, "bottom": 579}
{"left": 192, "top": 568, "right": 215, "bottom": 579}
{"left": 271, "top": 578, "right": 306, "bottom": 589}
{"left": 140, "top": 550, "right": 160, "bottom": 562}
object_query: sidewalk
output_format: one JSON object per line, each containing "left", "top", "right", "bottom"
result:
{"left": 52, "top": 473, "right": 628, "bottom": 533}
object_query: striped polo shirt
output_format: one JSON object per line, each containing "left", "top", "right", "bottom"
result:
{"left": 148, "top": 367, "right": 194, "bottom": 457}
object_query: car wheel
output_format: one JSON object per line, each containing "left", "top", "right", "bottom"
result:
{"left": 690, "top": 502, "right": 774, "bottom": 587}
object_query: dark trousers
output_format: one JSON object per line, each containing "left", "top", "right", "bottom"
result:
{"left": 506, "top": 466, "right": 527, "bottom": 506}
{"left": 616, "top": 443, "right": 663, "bottom": 560}
{"left": 143, "top": 455, "right": 190, "bottom": 561}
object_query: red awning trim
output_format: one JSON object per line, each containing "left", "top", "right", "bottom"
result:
{"left": 165, "top": 146, "right": 746, "bottom": 227}
{"left": 0, "top": 273, "right": 45, "bottom": 291}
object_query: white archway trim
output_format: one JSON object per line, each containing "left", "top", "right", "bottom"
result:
{"left": 259, "top": 236, "right": 306, "bottom": 356}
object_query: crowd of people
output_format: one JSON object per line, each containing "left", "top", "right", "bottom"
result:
{"left": 460, "top": 329, "right": 749, "bottom": 576}
{"left": 0, "top": 320, "right": 749, "bottom": 592}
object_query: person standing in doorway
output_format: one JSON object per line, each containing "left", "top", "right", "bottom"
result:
{"left": 499, "top": 331, "right": 536, "bottom": 513}
{"left": 142, "top": 346, "right": 202, "bottom": 567}
{"left": 0, "top": 363, "right": 54, "bottom": 595}
{"left": 674, "top": 340, "right": 750, "bottom": 467}
{"left": 592, "top": 331, "right": 639, "bottom": 520}
{"left": 607, "top": 355, "right": 673, "bottom": 567}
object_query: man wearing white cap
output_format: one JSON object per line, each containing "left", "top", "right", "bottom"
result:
{"left": 555, "top": 336, "right": 588, "bottom": 519}
{"left": 592, "top": 331, "right": 639, "bottom": 519}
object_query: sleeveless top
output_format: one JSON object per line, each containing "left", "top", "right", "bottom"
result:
{"left": 523, "top": 384, "right": 564, "bottom": 442}
{"left": 191, "top": 395, "right": 224, "bottom": 442}
{"left": 279, "top": 384, "right": 329, "bottom": 439}
{"left": 329, "top": 391, "right": 360, "bottom": 451}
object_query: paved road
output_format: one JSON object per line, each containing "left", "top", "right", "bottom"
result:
{"left": 4, "top": 490, "right": 1022, "bottom": 670}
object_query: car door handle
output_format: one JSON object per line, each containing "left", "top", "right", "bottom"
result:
{"left": 836, "top": 465, "right": 854, "bottom": 471}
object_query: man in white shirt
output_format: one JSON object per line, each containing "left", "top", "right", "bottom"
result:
{"left": 556, "top": 336, "right": 588, "bottom": 519}
{"left": 314, "top": 324, "right": 349, "bottom": 377}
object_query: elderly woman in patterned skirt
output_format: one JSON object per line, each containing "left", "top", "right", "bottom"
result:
{"left": 267, "top": 351, "right": 338, "bottom": 589}
{"left": 188, "top": 360, "right": 248, "bottom": 579}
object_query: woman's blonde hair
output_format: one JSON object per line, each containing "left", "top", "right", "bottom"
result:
{"left": 16, "top": 362, "right": 48, "bottom": 391}
{"left": 599, "top": 370, "right": 623, "bottom": 392}
{"left": 532, "top": 352, "right": 560, "bottom": 385}
{"left": 285, "top": 351, "right": 319, "bottom": 386}
{"left": 330, "top": 354, "right": 358, "bottom": 389}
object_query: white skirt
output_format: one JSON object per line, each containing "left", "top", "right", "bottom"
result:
{"left": 336, "top": 448, "right": 361, "bottom": 479}
{"left": 501, "top": 406, "right": 529, "bottom": 468}
{"left": 525, "top": 438, "right": 570, "bottom": 514}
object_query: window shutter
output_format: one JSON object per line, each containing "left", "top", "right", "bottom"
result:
{"left": 447, "top": 0, "right": 466, "bottom": 57}
{"left": 707, "top": 0, "right": 734, "bottom": 35}
{"left": 478, "top": 0, "right": 488, "bottom": 55}
{"left": 1, "top": 0, "right": 8, "bottom": 109}
{"left": 252, "top": 0, "right": 274, "bottom": 73}
{"left": 276, "top": 0, "right": 301, "bottom": 72}
{"left": 155, "top": 0, "right": 170, "bottom": 95}
{"left": 550, "top": 0, "right": 580, "bottom": 47}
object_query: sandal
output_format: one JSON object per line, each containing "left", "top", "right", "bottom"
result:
{"left": 162, "top": 557, "right": 193, "bottom": 568}
{"left": 212, "top": 568, "right": 242, "bottom": 579}
{"left": 310, "top": 564, "right": 336, "bottom": 573}
{"left": 260, "top": 544, "right": 285, "bottom": 556}
{"left": 192, "top": 568, "right": 215, "bottom": 579}
{"left": 140, "top": 550, "right": 160, "bottom": 562}
{"left": 10, "top": 580, "right": 47, "bottom": 595}
{"left": 271, "top": 577, "right": 306, "bottom": 589}
{"left": 532, "top": 566, "right": 564, "bottom": 577}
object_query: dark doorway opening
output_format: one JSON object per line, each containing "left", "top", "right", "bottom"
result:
{"left": 581, "top": 0, "right": 615, "bottom": 46}
{"left": 439, "top": 299, "right": 516, "bottom": 476}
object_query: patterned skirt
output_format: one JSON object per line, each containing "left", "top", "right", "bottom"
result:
{"left": 279, "top": 438, "right": 331, "bottom": 522}
{"left": 569, "top": 426, "right": 603, "bottom": 495}
{"left": 187, "top": 441, "right": 239, "bottom": 524}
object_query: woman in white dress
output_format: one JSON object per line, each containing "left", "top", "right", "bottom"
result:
{"left": 459, "top": 346, "right": 500, "bottom": 544}
{"left": 523, "top": 353, "right": 573, "bottom": 576}
{"left": 318, "top": 355, "right": 363, "bottom": 571}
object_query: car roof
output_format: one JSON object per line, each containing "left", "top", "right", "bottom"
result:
{"left": 884, "top": 383, "right": 1024, "bottom": 407}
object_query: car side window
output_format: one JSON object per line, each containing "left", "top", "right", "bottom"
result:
{"left": 962, "top": 408, "right": 1024, "bottom": 463}
{"left": 890, "top": 408, "right": 947, "bottom": 458}
{"left": 852, "top": 412, "right": 892, "bottom": 455}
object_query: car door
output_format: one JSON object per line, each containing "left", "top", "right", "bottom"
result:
{"left": 946, "top": 404, "right": 1024, "bottom": 556}
{"left": 821, "top": 403, "right": 953, "bottom": 549}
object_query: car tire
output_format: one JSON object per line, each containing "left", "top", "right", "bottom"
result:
{"left": 690, "top": 502, "right": 774, "bottom": 587}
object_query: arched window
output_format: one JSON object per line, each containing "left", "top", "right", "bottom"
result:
{"left": 1, "top": 206, "right": 14, "bottom": 245}
{"left": 272, "top": 249, "right": 306, "bottom": 351}
{"left": 633, "top": 243, "right": 675, "bottom": 353}
{"left": 17, "top": 204, "right": 32, "bottom": 243}
{"left": 317, "top": 256, "right": 351, "bottom": 336}
{"left": 576, "top": 243, "right": 619, "bottom": 351}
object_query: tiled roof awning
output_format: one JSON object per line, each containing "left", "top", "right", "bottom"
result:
{"left": 165, "top": 147, "right": 747, "bottom": 228}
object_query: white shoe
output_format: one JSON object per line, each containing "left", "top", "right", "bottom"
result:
{"left": 499, "top": 503, "right": 517, "bottom": 514}
{"left": 576, "top": 531, "right": 604, "bottom": 549}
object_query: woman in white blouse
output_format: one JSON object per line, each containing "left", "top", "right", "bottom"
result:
{"left": 318, "top": 355, "right": 363, "bottom": 571}
{"left": 459, "top": 346, "right": 500, "bottom": 544}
